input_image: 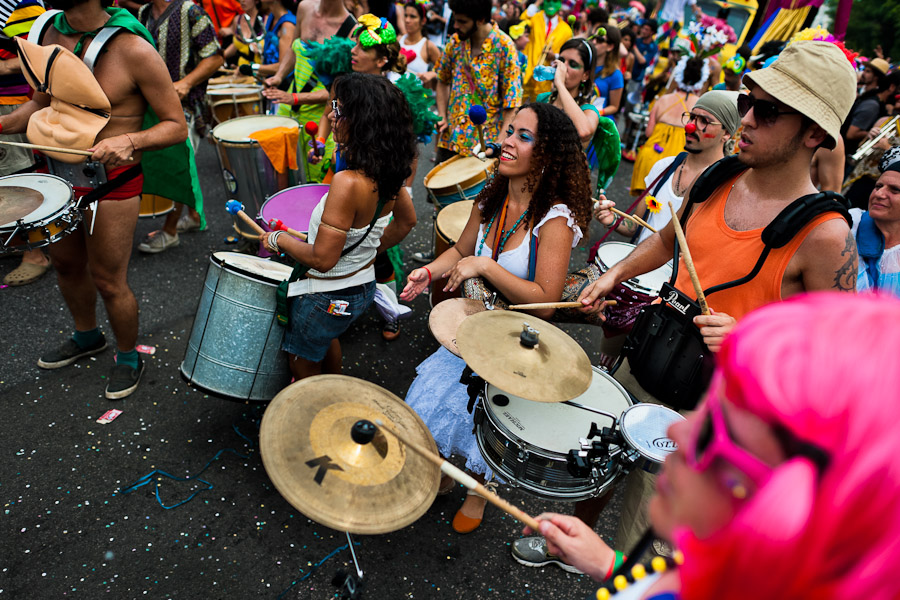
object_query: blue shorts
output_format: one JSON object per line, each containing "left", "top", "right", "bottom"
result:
{"left": 281, "top": 282, "right": 376, "bottom": 362}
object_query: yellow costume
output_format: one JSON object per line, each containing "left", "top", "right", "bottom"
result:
{"left": 521, "top": 11, "right": 572, "bottom": 101}
{"left": 630, "top": 122, "right": 686, "bottom": 196}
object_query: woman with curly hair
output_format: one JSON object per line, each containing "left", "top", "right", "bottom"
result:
{"left": 536, "top": 38, "right": 601, "bottom": 146}
{"left": 399, "top": 103, "right": 593, "bottom": 533}
{"left": 629, "top": 55, "right": 705, "bottom": 197}
{"left": 258, "top": 73, "right": 417, "bottom": 379}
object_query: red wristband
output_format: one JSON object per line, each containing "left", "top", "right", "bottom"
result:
{"left": 292, "top": 93, "right": 300, "bottom": 106}
{"left": 423, "top": 266, "right": 432, "bottom": 284}
{"left": 0, "top": 121, "right": 4, "bottom": 134}
{"left": 604, "top": 554, "right": 616, "bottom": 580}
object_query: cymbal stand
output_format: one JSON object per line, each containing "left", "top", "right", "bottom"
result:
{"left": 331, "top": 531, "right": 364, "bottom": 599}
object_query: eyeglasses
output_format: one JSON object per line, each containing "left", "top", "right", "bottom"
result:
{"left": 686, "top": 395, "right": 775, "bottom": 491}
{"left": 737, "top": 93, "right": 800, "bottom": 126}
{"left": 681, "top": 111, "right": 722, "bottom": 132}
{"left": 331, "top": 99, "right": 342, "bottom": 118}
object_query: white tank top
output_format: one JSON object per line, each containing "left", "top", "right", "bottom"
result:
{"left": 400, "top": 35, "right": 430, "bottom": 74}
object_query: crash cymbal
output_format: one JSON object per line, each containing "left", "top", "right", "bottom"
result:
{"left": 456, "top": 310, "right": 592, "bottom": 403}
{"left": 0, "top": 186, "right": 43, "bottom": 226}
{"left": 259, "top": 374, "right": 440, "bottom": 534}
{"left": 428, "top": 297, "right": 485, "bottom": 357}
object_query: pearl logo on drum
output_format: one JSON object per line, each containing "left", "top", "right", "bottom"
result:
{"left": 664, "top": 291, "right": 690, "bottom": 315}
{"left": 651, "top": 437, "right": 677, "bottom": 452}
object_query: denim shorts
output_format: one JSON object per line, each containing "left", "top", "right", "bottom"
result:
{"left": 282, "top": 281, "right": 376, "bottom": 362}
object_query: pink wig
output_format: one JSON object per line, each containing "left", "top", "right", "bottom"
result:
{"left": 675, "top": 293, "right": 900, "bottom": 600}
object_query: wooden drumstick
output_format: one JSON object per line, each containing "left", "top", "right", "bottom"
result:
{"left": 268, "top": 218, "right": 308, "bottom": 241}
{"left": 0, "top": 140, "right": 93, "bottom": 157}
{"left": 507, "top": 301, "right": 617, "bottom": 310}
{"left": 668, "top": 201, "right": 710, "bottom": 316}
{"left": 375, "top": 419, "right": 541, "bottom": 532}
{"left": 225, "top": 200, "right": 266, "bottom": 237}
{"left": 593, "top": 198, "right": 658, "bottom": 233}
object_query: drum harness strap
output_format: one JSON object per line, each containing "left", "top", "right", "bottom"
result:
{"left": 619, "top": 155, "right": 852, "bottom": 410}
{"left": 25, "top": 11, "right": 143, "bottom": 208}
{"left": 275, "top": 195, "right": 388, "bottom": 327}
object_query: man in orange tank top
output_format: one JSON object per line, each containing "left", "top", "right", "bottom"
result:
{"left": 575, "top": 41, "right": 860, "bottom": 555}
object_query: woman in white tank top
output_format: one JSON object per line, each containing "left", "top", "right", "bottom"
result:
{"left": 400, "top": 1, "right": 441, "bottom": 86}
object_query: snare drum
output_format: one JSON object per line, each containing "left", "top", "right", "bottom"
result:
{"left": 618, "top": 403, "right": 684, "bottom": 474}
{"left": 212, "top": 115, "right": 300, "bottom": 238}
{"left": 207, "top": 86, "right": 264, "bottom": 125}
{"left": 259, "top": 184, "right": 329, "bottom": 235}
{"left": 430, "top": 199, "right": 473, "bottom": 305}
{"left": 596, "top": 241, "right": 672, "bottom": 334}
{"left": 180, "top": 252, "right": 293, "bottom": 402}
{"left": 138, "top": 194, "right": 176, "bottom": 218}
{"left": 475, "top": 367, "right": 633, "bottom": 501}
{"left": 423, "top": 155, "right": 495, "bottom": 208}
{"left": 0, "top": 174, "right": 78, "bottom": 253}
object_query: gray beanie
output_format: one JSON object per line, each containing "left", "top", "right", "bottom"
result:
{"left": 693, "top": 90, "right": 741, "bottom": 137}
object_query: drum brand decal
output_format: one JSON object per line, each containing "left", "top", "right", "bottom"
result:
{"left": 503, "top": 411, "right": 526, "bottom": 431}
{"left": 651, "top": 437, "right": 677, "bottom": 452}
{"left": 664, "top": 291, "right": 690, "bottom": 315}
{"left": 306, "top": 455, "right": 344, "bottom": 484}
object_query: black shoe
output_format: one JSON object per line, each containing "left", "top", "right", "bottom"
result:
{"left": 382, "top": 320, "right": 400, "bottom": 341}
{"left": 37, "top": 335, "right": 108, "bottom": 369}
{"left": 105, "top": 356, "right": 145, "bottom": 400}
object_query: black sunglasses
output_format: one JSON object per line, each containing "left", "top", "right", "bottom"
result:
{"left": 737, "top": 93, "right": 800, "bottom": 126}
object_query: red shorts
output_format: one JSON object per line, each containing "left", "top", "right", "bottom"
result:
{"left": 73, "top": 164, "right": 144, "bottom": 201}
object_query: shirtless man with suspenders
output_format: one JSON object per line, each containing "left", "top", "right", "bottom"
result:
{"left": 0, "top": 0, "right": 187, "bottom": 399}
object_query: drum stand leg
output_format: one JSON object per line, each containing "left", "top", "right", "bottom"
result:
{"left": 332, "top": 531, "right": 364, "bottom": 599}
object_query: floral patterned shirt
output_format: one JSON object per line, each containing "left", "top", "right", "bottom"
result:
{"left": 437, "top": 23, "right": 522, "bottom": 156}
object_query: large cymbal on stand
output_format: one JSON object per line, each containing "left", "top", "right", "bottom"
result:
{"left": 259, "top": 375, "right": 440, "bottom": 534}
{"left": 456, "top": 310, "right": 592, "bottom": 403}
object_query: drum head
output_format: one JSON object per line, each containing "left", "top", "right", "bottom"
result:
{"left": 435, "top": 199, "right": 473, "bottom": 242}
{"left": 207, "top": 86, "right": 262, "bottom": 97}
{"left": 212, "top": 115, "right": 298, "bottom": 142}
{"left": 260, "top": 184, "right": 329, "bottom": 233}
{"left": 211, "top": 252, "right": 293, "bottom": 283}
{"left": 596, "top": 241, "right": 672, "bottom": 296}
{"left": 484, "top": 367, "right": 632, "bottom": 455}
{"left": 0, "top": 174, "right": 72, "bottom": 226}
{"left": 619, "top": 403, "right": 684, "bottom": 464}
{"left": 424, "top": 156, "right": 493, "bottom": 191}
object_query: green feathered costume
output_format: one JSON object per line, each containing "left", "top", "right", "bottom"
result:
{"left": 587, "top": 117, "right": 621, "bottom": 193}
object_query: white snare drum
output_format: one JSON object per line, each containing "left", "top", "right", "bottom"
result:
{"left": 0, "top": 174, "right": 78, "bottom": 253}
{"left": 475, "top": 367, "right": 633, "bottom": 501}
{"left": 618, "top": 403, "right": 684, "bottom": 474}
{"left": 595, "top": 241, "right": 671, "bottom": 297}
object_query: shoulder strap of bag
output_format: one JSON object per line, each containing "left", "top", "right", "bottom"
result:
{"left": 28, "top": 9, "right": 59, "bottom": 45}
{"left": 83, "top": 26, "right": 122, "bottom": 71}
{"left": 629, "top": 153, "right": 687, "bottom": 244}
{"left": 335, "top": 13, "right": 357, "bottom": 38}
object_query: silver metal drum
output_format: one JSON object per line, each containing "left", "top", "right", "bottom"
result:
{"left": 475, "top": 367, "right": 633, "bottom": 501}
{"left": 618, "top": 403, "right": 684, "bottom": 474}
{"left": 180, "top": 252, "right": 293, "bottom": 401}
{"left": 212, "top": 115, "right": 299, "bottom": 238}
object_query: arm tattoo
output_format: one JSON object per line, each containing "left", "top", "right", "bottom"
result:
{"left": 833, "top": 230, "right": 858, "bottom": 292}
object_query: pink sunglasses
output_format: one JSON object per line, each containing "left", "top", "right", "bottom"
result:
{"left": 685, "top": 395, "right": 775, "bottom": 490}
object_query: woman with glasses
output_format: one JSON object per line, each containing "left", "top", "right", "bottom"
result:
{"left": 400, "top": 102, "right": 593, "bottom": 534}
{"left": 536, "top": 38, "right": 601, "bottom": 146}
{"left": 523, "top": 292, "right": 900, "bottom": 599}
{"left": 258, "top": 73, "right": 417, "bottom": 379}
{"left": 629, "top": 55, "right": 705, "bottom": 197}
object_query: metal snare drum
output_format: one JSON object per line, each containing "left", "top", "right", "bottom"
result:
{"left": 475, "top": 367, "right": 633, "bottom": 501}
{"left": 180, "top": 252, "right": 293, "bottom": 402}
{"left": 0, "top": 173, "right": 78, "bottom": 253}
{"left": 595, "top": 241, "right": 672, "bottom": 333}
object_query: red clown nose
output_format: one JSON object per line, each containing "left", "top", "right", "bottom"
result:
{"left": 684, "top": 122, "right": 697, "bottom": 135}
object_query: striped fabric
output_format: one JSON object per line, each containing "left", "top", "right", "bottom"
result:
{"left": 0, "top": 0, "right": 43, "bottom": 104}
{"left": 2, "top": 0, "right": 43, "bottom": 38}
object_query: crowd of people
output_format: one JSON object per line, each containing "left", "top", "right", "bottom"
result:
{"left": 2, "top": 0, "right": 900, "bottom": 597}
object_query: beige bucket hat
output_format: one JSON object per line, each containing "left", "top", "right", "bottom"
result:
{"left": 16, "top": 37, "right": 111, "bottom": 164}
{"left": 743, "top": 40, "right": 857, "bottom": 150}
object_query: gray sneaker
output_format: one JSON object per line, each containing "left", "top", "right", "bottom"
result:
{"left": 511, "top": 536, "right": 584, "bottom": 574}
{"left": 411, "top": 250, "right": 434, "bottom": 263}
{"left": 105, "top": 356, "right": 145, "bottom": 400}
{"left": 37, "top": 335, "right": 108, "bottom": 369}
{"left": 138, "top": 230, "right": 179, "bottom": 254}
{"left": 176, "top": 213, "right": 202, "bottom": 233}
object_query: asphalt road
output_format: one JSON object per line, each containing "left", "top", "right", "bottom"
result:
{"left": 0, "top": 133, "right": 639, "bottom": 599}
